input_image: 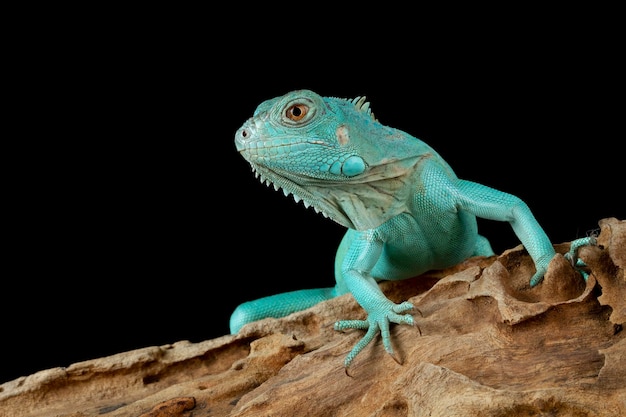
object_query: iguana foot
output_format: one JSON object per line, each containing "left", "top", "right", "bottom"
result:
{"left": 530, "top": 236, "right": 597, "bottom": 287}
{"left": 334, "top": 301, "right": 414, "bottom": 374}
{"left": 564, "top": 236, "right": 597, "bottom": 281}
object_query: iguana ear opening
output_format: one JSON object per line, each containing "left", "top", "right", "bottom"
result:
{"left": 336, "top": 125, "right": 350, "bottom": 146}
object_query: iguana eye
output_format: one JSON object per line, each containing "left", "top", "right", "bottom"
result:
{"left": 285, "top": 104, "right": 309, "bottom": 122}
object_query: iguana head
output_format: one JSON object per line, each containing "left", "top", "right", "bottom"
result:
{"left": 234, "top": 89, "right": 436, "bottom": 230}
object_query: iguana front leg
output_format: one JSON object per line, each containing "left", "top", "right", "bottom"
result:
{"left": 455, "top": 180, "right": 595, "bottom": 286}
{"left": 455, "top": 180, "right": 556, "bottom": 286}
{"left": 333, "top": 229, "right": 415, "bottom": 372}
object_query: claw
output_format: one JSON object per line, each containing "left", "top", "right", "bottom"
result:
{"left": 388, "top": 349, "right": 402, "bottom": 365}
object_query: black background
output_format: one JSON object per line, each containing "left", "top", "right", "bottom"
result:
{"left": 3, "top": 17, "right": 623, "bottom": 384}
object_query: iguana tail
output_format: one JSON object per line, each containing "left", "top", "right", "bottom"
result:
{"left": 229, "top": 287, "right": 338, "bottom": 334}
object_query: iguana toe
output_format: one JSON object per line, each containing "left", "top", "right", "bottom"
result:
{"left": 564, "top": 236, "right": 596, "bottom": 281}
{"left": 343, "top": 325, "right": 379, "bottom": 369}
{"left": 334, "top": 319, "right": 368, "bottom": 331}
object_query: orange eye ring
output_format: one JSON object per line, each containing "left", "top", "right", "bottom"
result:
{"left": 285, "top": 104, "right": 309, "bottom": 121}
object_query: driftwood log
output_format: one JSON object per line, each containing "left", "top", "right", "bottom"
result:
{"left": 1, "top": 218, "right": 624, "bottom": 417}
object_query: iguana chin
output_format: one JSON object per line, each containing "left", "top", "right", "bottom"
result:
{"left": 231, "top": 89, "right": 591, "bottom": 371}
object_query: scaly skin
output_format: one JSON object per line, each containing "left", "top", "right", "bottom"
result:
{"left": 231, "top": 89, "right": 592, "bottom": 371}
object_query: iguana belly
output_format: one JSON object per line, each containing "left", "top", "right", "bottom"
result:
{"left": 370, "top": 211, "right": 478, "bottom": 281}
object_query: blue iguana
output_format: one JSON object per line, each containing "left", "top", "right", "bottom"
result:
{"left": 231, "top": 89, "right": 593, "bottom": 371}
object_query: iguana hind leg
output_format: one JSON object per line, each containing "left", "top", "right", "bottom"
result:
{"left": 473, "top": 234, "right": 495, "bottom": 257}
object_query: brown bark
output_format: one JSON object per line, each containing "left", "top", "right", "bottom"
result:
{"left": 2, "top": 218, "right": 624, "bottom": 417}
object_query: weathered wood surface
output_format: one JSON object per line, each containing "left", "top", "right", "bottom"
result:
{"left": 1, "top": 218, "right": 624, "bottom": 417}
